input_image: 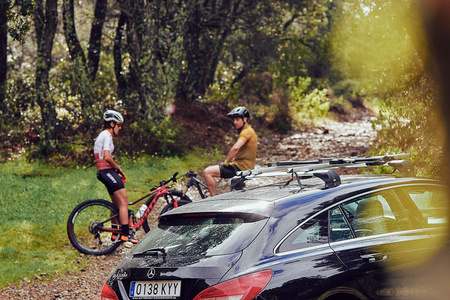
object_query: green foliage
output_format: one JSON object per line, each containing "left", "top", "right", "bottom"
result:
{"left": 371, "top": 74, "right": 445, "bottom": 178}
{"left": 2, "top": 0, "right": 438, "bottom": 172}
{"left": 4, "top": 0, "right": 36, "bottom": 42}
{"left": 329, "top": 0, "right": 445, "bottom": 178}
{"left": 0, "top": 64, "right": 39, "bottom": 160}
{"left": 288, "top": 76, "right": 329, "bottom": 125}
{"left": 263, "top": 89, "right": 293, "bottom": 133}
{"left": 331, "top": 0, "right": 424, "bottom": 94}
{"left": 206, "top": 80, "right": 241, "bottom": 104}
{"left": 269, "top": 1, "right": 336, "bottom": 87}
{"left": 145, "top": 116, "right": 183, "bottom": 156}
{"left": 1, "top": 0, "right": 345, "bottom": 159}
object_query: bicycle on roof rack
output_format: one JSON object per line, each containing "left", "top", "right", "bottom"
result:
{"left": 230, "top": 153, "right": 414, "bottom": 191}
{"left": 67, "top": 171, "right": 208, "bottom": 256}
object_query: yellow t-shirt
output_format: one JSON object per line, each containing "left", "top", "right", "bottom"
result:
{"left": 234, "top": 124, "right": 257, "bottom": 171}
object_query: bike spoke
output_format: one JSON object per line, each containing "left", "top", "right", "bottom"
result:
{"left": 67, "top": 199, "right": 121, "bottom": 255}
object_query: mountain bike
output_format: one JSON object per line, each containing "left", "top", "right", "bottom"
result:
{"left": 67, "top": 171, "right": 207, "bottom": 256}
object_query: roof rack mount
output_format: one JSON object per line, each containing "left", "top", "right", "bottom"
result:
{"left": 231, "top": 153, "right": 413, "bottom": 191}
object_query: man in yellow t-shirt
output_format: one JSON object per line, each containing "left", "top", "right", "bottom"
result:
{"left": 204, "top": 106, "right": 257, "bottom": 196}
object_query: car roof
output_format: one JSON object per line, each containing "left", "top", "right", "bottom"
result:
{"left": 162, "top": 175, "right": 441, "bottom": 218}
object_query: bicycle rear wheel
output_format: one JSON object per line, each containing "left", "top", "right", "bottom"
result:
{"left": 67, "top": 199, "right": 121, "bottom": 255}
{"left": 142, "top": 190, "right": 192, "bottom": 233}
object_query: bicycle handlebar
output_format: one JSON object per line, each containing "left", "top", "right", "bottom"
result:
{"left": 171, "top": 172, "right": 179, "bottom": 182}
{"left": 152, "top": 172, "right": 179, "bottom": 191}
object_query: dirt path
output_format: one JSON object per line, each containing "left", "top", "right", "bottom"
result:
{"left": 256, "top": 119, "right": 375, "bottom": 163}
{"left": 0, "top": 119, "right": 376, "bottom": 300}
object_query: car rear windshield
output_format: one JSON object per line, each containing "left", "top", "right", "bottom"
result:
{"left": 134, "top": 213, "right": 269, "bottom": 256}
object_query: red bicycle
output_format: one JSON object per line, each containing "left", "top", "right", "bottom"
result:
{"left": 67, "top": 172, "right": 195, "bottom": 255}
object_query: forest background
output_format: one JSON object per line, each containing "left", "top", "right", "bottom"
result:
{"left": 0, "top": 0, "right": 445, "bottom": 176}
{"left": 0, "top": 0, "right": 449, "bottom": 290}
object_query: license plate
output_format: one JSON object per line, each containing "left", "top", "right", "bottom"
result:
{"left": 130, "top": 280, "right": 181, "bottom": 299}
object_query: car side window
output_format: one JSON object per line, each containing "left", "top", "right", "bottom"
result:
{"left": 330, "top": 206, "right": 354, "bottom": 242}
{"left": 341, "top": 190, "right": 410, "bottom": 238}
{"left": 278, "top": 212, "right": 328, "bottom": 253}
{"left": 400, "top": 186, "right": 448, "bottom": 228}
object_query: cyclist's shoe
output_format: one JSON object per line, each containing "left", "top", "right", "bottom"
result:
{"left": 120, "top": 234, "right": 139, "bottom": 247}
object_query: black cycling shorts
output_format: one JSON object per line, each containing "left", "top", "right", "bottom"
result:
{"left": 97, "top": 169, "right": 125, "bottom": 195}
{"left": 220, "top": 164, "right": 241, "bottom": 179}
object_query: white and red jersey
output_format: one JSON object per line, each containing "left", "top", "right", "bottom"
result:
{"left": 94, "top": 130, "right": 114, "bottom": 170}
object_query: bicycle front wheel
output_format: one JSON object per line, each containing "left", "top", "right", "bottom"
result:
{"left": 67, "top": 199, "right": 121, "bottom": 255}
{"left": 159, "top": 190, "right": 192, "bottom": 216}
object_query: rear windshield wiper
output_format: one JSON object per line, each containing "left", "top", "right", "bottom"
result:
{"left": 134, "top": 247, "right": 167, "bottom": 258}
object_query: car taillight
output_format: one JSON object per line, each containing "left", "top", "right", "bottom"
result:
{"left": 193, "top": 269, "right": 273, "bottom": 300}
{"left": 100, "top": 282, "right": 119, "bottom": 300}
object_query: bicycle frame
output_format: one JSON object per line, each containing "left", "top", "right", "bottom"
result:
{"left": 130, "top": 184, "right": 172, "bottom": 231}
{"left": 95, "top": 181, "right": 174, "bottom": 236}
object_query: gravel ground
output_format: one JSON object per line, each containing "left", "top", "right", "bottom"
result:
{"left": 0, "top": 119, "right": 377, "bottom": 300}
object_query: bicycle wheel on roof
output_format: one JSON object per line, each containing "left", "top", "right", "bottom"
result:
{"left": 67, "top": 199, "right": 121, "bottom": 255}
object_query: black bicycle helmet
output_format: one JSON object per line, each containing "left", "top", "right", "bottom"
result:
{"left": 227, "top": 106, "right": 250, "bottom": 119}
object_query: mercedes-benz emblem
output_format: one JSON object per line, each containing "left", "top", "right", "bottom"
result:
{"left": 147, "top": 268, "right": 156, "bottom": 279}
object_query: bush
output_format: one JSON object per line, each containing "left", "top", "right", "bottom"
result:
{"left": 371, "top": 74, "right": 446, "bottom": 178}
{"left": 288, "top": 76, "right": 329, "bottom": 125}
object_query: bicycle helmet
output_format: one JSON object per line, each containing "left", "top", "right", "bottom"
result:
{"left": 103, "top": 110, "right": 124, "bottom": 123}
{"left": 227, "top": 106, "right": 250, "bottom": 119}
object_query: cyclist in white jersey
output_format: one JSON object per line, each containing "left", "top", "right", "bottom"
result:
{"left": 94, "top": 110, "right": 138, "bottom": 245}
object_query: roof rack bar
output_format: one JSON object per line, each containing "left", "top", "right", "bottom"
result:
{"left": 231, "top": 153, "right": 412, "bottom": 191}
{"left": 267, "top": 153, "right": 410, "bottom": 168}
{"left": 235, "top": 153, "right": 411, "bottom": 180}
{"left": 267, "top": 160, "right": 322, "bottom": 167}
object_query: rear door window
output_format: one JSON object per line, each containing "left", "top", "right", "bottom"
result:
{"left": 330, "top": 206, "right": 354, "bottom": 242}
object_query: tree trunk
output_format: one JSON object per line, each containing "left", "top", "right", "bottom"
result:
{"left": 0, "top": 1, "right": 8, "bottom": 106}
{"left": 121, "top": 0, "right": 163, "bottom": 121}
{"left": 62, "top": 0, "right": 85, "bottom": 64}
{"left": 34, "top": 0, "right": 58, "bottom": 154}
{"left": 180, "top": 0, "right": 242, "bottom": 101}
{"left": 113, "top": 12, "right": 128, "bottom": 105}
{"left": 62, "top": 0, "right": 96, "bottom": 124}
{"left": 87, "top": 0, "right": 107, "bottom": 81}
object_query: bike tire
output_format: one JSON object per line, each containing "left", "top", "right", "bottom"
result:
{"left": 142, "top": 190, "right": 192, "bottom": 233}
{"left": 67, "top": 199, "right": 121, "bottom": 256}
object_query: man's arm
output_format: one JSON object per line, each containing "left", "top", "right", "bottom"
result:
{"left": 225, "top": 139, "right": 245, "bottom": 164}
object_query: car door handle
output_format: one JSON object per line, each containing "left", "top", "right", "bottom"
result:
{"left": 360, "top": 252, "right": 387, "bottom": 263}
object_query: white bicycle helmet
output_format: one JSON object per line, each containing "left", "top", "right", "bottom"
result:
{"left": 103, "top": 110, "right": 124, "bottom": 123}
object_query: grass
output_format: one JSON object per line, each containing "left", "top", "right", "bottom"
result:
{"left": 0, "top": 150, "right": 219, "bottom": 288}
